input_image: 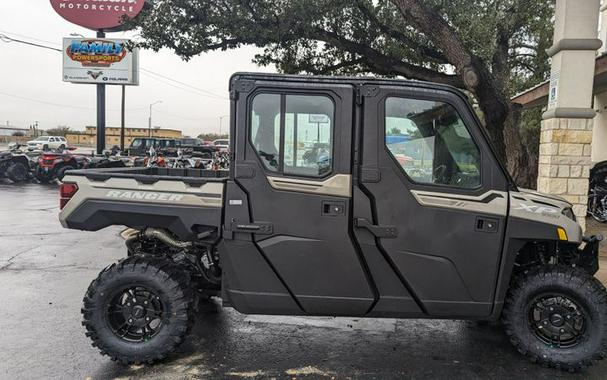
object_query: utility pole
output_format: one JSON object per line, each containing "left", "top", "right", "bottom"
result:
{"left": 219, "top": 115, "right": 229, "bottom": 136}
{"left": 148, "top": 100, "right": 162, "bottom": 137}
{"left": 96, "top": 30, "right": 106, "bottom": 154}
{"left": 120, "top": 85, "right": 126, "bottom": 151}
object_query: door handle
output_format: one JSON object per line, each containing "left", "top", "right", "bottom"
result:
{"left": 354, "top": 218, "right": 398, "bottom": 238}
{"left": 475, "top": 217, "right": 499, "bottom": 233}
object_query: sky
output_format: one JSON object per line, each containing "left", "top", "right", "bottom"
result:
{"left": 0, "top": 0, "right": 275, "bottom": 137}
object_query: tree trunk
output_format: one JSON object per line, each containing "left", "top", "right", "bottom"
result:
{"left": 473, "top": 85, "right": 537, "bottom": 189}
{"left": 502, "top": 103, "right": 537, "bottom": 189}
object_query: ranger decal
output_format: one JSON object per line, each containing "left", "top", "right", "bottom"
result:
{"left": 105, "top": 190, "right": 184, "bottom": 202}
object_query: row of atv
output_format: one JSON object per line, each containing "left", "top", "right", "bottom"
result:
{"left": 0, "top": 144, "right": 127, "bottom": 184}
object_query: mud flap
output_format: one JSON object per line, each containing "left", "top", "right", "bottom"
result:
{"left": 578, "top": 235, "right": 603, "bottom": 275}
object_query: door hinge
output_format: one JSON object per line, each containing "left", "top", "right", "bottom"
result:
{"left": 354, "top": 218, "right": 398, "bottom": 238}
{"left": 357, "top": 85, "right": 379, "bottom": 105}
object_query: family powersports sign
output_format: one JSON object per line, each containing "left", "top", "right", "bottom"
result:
{"left": 50, "top": 0, "right": 146, "bottom": 31}
{"left": 63, "top": 38, "right": 139, "bottom": 85}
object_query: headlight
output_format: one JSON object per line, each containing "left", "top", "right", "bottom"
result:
{"left": 562, "top": 207, "right": 576, "bottom": 221}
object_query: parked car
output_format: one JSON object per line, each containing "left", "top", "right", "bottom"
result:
{"left": 213, "top": 139, "right": 230, "bottom": 152}
{"left": 58, "top": 73, "right": 606, "bottom": 371}
{"left": 127, "top": 138, "right": 182, "bottom": 156}
{"left": 179, "top": 137, "right": 216, "bottom": 158}
{"left": 27, "top": 136, "right": 68, "bottom": 151}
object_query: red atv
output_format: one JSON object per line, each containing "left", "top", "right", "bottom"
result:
{"left": 35, "top": 152, "right": 89, "bottom": 183}
{"left": 36, "top": 151, "right": 128, "bottom": 183}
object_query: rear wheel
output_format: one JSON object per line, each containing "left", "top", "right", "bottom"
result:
{"left": 82, "top": 255, "right": 196, "bottom": 364}
{"left": 56, "top": 165, "right": 75, "bottom": 181}
{"left": 6, "top": 162, "right": 28, "bottom": 183}
{"left": 502, "top": 266, "right": 607, "bottom": 371}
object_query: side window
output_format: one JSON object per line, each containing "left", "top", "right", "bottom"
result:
{"left": 385, "top": 97, "right": 481, "bottom": 189}
{"left": 132, "top": 139, "right": 142, "bottom": 148}
{"left": 251, "top": 94, "right": 281, "bottom": 171}
{"left": 250, "top": 93, "right": 334, "bottom": 177}
{"left": 285, "top": 95, "right": 333, "bottom": 176}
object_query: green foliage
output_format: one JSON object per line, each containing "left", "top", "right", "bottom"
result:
{"left": 133, "top": 0, "right": 553, "bottom": 92}
{"left": 131, "top": 0, "right": 554, "bottom": 186}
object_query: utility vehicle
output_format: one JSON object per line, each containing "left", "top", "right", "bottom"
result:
{"left": 59, "top": 73, "right": 606, "bottom": 371}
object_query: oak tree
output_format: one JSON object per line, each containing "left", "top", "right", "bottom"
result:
{"left": 132, "top": 0, "right": 553, "bottom": 187}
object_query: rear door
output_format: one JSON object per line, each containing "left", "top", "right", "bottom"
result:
{"left": 229, "top": 78, "right": 375, "bottom": 316}
{"left": 356, "top": 84, "right": 510, "bottom": 317}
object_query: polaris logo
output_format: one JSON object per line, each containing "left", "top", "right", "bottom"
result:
{"left": 105, "top": 190, "right": 184, "bottom": 202}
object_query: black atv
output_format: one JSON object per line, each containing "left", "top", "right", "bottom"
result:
{"left": 0, "top": 150, "right": 31, "bottom": 183}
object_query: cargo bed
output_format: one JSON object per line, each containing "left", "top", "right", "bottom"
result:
{"left": 59, "top": 167, "right": 228, "bottom": 239}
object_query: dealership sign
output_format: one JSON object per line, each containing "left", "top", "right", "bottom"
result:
{"left": 63, "top": 38, "right": 139, "bottom": 85}
{"left": 50, "top": 0, "right": 146, "bottom": 30}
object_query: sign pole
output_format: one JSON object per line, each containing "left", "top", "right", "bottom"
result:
{"left": 96, "top": 30, "right": 106, "bottom": 155}
{"left": 121, "top": 85, "right": 126, "bottom": 151}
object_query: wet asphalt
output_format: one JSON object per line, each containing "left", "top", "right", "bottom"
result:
{"left": 1, "top": 181, "right": 607, "bottom": 379}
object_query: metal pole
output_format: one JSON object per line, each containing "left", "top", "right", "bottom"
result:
{"left": 96, "top": 30, "right": 106, "bottom": 154}
{"left": 120, "top": 85, "right": 126, "bottom": 151}
{"left": 148, "top": 103, "right": 152, "bottom": 137}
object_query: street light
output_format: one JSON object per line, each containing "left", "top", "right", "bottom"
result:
{"left": 148, "top": 101, "right": 162, "bottom": 137}
{"left": 219, "top": 115, "right": 229, "bottom": 136}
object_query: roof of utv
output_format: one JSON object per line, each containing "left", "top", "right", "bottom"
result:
{"left": 229, "top": 72, "right": 467, "bottom": 98}
{"left": 229, "top": 72, "right": 517, "bottom": 191}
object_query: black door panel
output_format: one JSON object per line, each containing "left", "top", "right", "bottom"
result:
{"left": 357, "top": 86, "right": 508, "bottom": 318}
{"left": 229, "top": 81, "right": 376, "bottom": 316}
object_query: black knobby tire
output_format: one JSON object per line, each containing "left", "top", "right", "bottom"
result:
{"left": 6, "top": 162, "right": 28, "bottom": 183}
{"left": 82, "top": 254, "right": 196, "bottom": 364}
{"left": 502, "top": 266, "right": 607, "bottom": 371}
{"left": 56, "top": 165, "right": 75, "bottom": 181}
{"left": 35, "top": 168, "right": 52, "bottom": 183}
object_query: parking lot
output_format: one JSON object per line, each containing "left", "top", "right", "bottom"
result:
{"left": 1, "top": 180, "right": 607, "bottom": 379}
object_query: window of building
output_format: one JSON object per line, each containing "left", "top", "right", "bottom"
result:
{"left": 251, "top": 93, "right": 334, "bottom": 177}
{"left": 385, "top": 97, "right": 481, "bottom": 189}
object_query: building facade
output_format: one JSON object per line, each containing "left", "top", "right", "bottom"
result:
{"left": 512, "top": 0, "right": 605, "bottom": 230}
{"left": 65, "top": 126, "right": 183, "bottom": 148}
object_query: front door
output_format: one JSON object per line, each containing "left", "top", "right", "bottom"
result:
{"left": 230, "top": 79, "right": 375, "bottom": 316}
{"left": 357, "top": 84, "right": 510, "bottom": 317}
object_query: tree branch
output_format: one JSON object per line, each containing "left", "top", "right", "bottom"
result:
{"left": 355, "top": 0, "right": 448, "bottom": 64}
{"left": 313, "top": 28, "right": 463, "bottom": 87}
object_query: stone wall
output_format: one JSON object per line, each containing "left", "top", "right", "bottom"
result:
{"left": 537, "top": 117, "right": 593, "bottom": 230}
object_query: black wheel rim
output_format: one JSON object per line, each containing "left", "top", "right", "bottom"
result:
{"left": 106, "top": 286, "right": 165, "bottom": 343}
{"left": 528, "top": 293, "right": 587, "bottom": 348}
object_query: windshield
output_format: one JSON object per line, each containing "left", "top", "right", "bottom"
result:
{"left": 33, "top": 137, "right": 49, "bottom": 142}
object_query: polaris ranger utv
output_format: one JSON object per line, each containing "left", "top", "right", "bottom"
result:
{"left": 59, "top": 73, "right": 606, "bottom": 371}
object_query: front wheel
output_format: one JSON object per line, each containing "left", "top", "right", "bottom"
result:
{"left": 82, "top": 255, "right": 196, "bottom": 364}
{"left": 6, "top": 162, "right": 29, "bottom": 183}
{"left": 502, "top": 266, "right": 607, "bottom": 371}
